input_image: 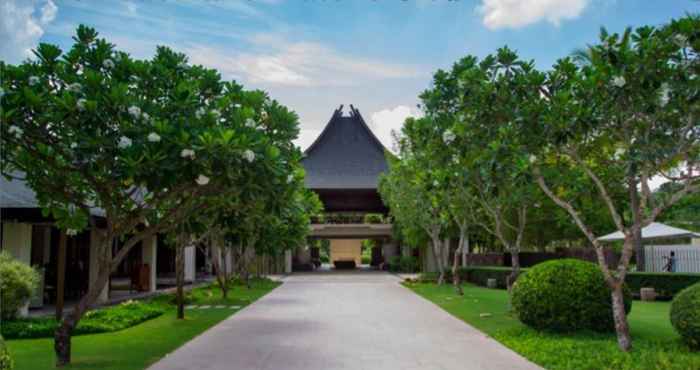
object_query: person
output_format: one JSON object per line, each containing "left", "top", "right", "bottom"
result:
{"left": 664, "top": 251, "right": 677, "bottom": 273}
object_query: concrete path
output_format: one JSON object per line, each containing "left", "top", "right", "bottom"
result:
{"left": 148, "top": 271, "right": 540, "bottom": 370}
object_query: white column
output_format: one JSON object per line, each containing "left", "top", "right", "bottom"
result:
{"left": 382, "top": 241, "right": 397, "bottom": 262}
{"left": 225, "top": 248, "right": 234, "bottom": 275}
{"left": 142, "top": 236, "right": 157, "bottom": 292}
{"left": 284, "top": 249, "right": 292, "bottom": 273}
{"left": 184, "top": 245, "right": 196, "bottom": 282}
{"left": 2, "top": 223, "right": 32, "bottom": 316}
{"left": 89, "top": 229, "right": 109, "bottom": 304}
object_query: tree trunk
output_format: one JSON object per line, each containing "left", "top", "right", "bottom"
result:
{"left": 630, "top": 184, "right": 645, "bottom": 271}
{"left": 54, "top": 235, "right": 112, "bottom": 367}
{"left": 611, "top": 282, "right": 632, "bottom": 351}
{"left": 452, "top": 240, "right": 463, "bottom": 296}
{"left": 211, "top": 246, "right": 228, "bottom": 299}
{"left": 430, "top": 235, "right": 445, "bottom": 285}
{"left": 461, "top": 234, "right": 469, "bottom": 267}
{"left": 507, "top": 252, "right": 521, "bottom": 293}
{"left": 175, "top": 239, "right": 185, "bottom": 320}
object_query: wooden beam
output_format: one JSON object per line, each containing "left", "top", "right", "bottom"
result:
{"left": 55, "top": 231, "right": 67, "bottom": 321}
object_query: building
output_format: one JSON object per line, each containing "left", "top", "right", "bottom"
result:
{"left": 292, "top": 105, "right": 400, "bottom": 270}
{"left": 0, "top": 175, "right": 207, "bottom": 317}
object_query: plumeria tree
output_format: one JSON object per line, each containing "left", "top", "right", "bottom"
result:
{"left": 380, "top": 131, "right": 450, "bottom": 284}
{"left": 528, "top": 16, "right": 700, "bottom": 351}
{"left": 420, "top": 50, "right": 545, "bottom": 293}
{"left": 0, "top": 26, "right": 300, "bottom": 365}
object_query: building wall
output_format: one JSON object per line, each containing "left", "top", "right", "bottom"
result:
{"left": 330, "top": 239, "right": 362, "bottom": 265}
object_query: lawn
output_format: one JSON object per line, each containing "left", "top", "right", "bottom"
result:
{"left": 6, "top": 278, "right": 280, "bottom": 370}
{"left": 406, "top": 282, "right": 700, "bottom": 370}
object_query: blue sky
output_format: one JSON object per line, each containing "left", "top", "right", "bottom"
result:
{"left": 1, "top": 0, "right": 698, "bottom": 150}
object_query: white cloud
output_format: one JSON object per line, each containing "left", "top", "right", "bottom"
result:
{"left": 0, "top": 0, "right": 57, "bottom": 63}
{"left": 477, "top": 0, "right": 590, "bottom": 30}
{"left": 186, "top": 35, "right": 423, "bottom": 87}
{"left": 370, "top": 105, "right": 423, "bottom": 152}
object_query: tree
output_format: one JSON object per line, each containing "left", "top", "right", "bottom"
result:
{"left": 0, "top": 26, "right": 297, "bottom": 365}
{"left": 529, "top": 16, "right": 700, "bottom": 351}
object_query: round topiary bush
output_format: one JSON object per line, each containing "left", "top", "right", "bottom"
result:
{"left": 511, "top": 259, "right": 631, "bottom": 332}
{"left": 0, "top": 252, "right": 39, "bottom": 320}
{"left": 670, "top": 282, "right": 700, "bottom": 350}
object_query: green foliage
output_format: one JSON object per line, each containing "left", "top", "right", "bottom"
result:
{"left": 627, "top": 272, "right": 700, "bottom": 299}
{"left": 363, "top": 213, "right": 384, "bottom": 224}
{"left": 670, "top": 283, "right": 700, "bottom": 350}
{"left": 408, "top": 282, "right": 700, "bottom": 370}
{"left": 0, "top": 335, "right": 12, "bottom": 370}
{"left": 1, "top": 300, "right": 164, "bottom": 339}
{"left": 388, "top": 256, "right": 419, "bottom": 273}
{"left": 512, "top": 259, "right": 632, "bottom": 332}
{"left": 0, "top": 252, "right": 39, "bottom": 320}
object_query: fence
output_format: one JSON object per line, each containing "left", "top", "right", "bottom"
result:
{"left": 645, "top": 244, "right": 700, "bottom": 273}
{"left": 466, "top": 248, "right": 620, "bottom": 268}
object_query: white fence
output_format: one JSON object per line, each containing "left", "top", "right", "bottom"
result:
{"left": 645, "top": 244, "right": 700, "bottom": 273}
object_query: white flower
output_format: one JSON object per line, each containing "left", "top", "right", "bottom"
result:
{"left": 66, "top": 229, "right": 78, "bottom": 236}
{"left": 70, "top": 142, "right": 78, "bottom": 149}
{"left": 67, "top": 83, "right": 82, "bottom": 93}
{"left": 442, "top": 130, "right": 456, "bottom": 144}
{"left": 659, "top": 83, "right": 671, "bottom": 107}
{"left": 142, "top": 112, "right": 150, "bottom": 121}
{"left": 674, "top": 34, "right": 688, "bottom": 47}
{"left": 8, "top": 125, "right": 23, "bottom": 138}
{"left": 211, "top": 109, "right": 221, "bottom": 119}
{"left": 614, "top": 148, "right": 625, "bottom": 160}
{"left": 452, "top": 155, "right": 459, "bottom": 164}
{"left": 195, "top": 174, "right": 210, "bottom": 186}
{"left": 243, "top": 149, "right": 255, "bottom": 163}
{"left": 128, "top": 106, "right": 141, "bottom": 118}
{"left": 180, "top": 148, "right": 195, "bottom": 159}
{"left": 245, "top": 118, "right": 255, "bottom": 128}
{"left": 529, "top": 154, "right": 537, "bottom": 164}
{"left": 433, "top": 180, "right": 439, "bottom": 187}
{"left": 103, "top": 59, "right": 115, "bottom": 69}
{"left": 113, "top": 53, "right": 122, "bottom": 62}
{"left": 261, "top": 110, "right": 268, "bottom": 120}
{"left": 233, "top": 103, "right": 242, "bottom": 108}
{"left": 287, "top": 174, "right": 294, "bottom": 183}
{"left": 195, "top": 107, "right": 206, "bottom": 119}
{"left": 612, "top": 76, "right": 626, "bottom": 88}
{"left": 147, "top": 132, "right": 161, "bottom": 142}
{"left": 118, "top": 136, "right": 132, "bottom": 149}
{"left": 28, "top": 76, "right": 40, "bottom": 86}
{"left": 76, "top": 98, "right": 87, "bottom": 111}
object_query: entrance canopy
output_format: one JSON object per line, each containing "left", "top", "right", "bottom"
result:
{"left": 597, "top": 222, "right": 700, "bottom": 242}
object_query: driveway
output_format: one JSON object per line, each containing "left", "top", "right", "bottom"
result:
{"left": 148, "top": 270, "right": 540, "bottom": 370}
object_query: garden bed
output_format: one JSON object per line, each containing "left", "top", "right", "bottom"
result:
{"left": 2, "top": 300, "right": 165, "bottom": 339}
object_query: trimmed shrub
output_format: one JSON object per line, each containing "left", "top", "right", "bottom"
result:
{"left": 670, "top": 282, "right": 700, "bottom": 350}
{"left": 511, "top": 259, "right": 632, "bottom": 333}
{"left": 1, "top": 300, "right": 164, "bottom": 339}
{"left": 0, "top": 335, "right": 12, "bottom": 370}
{"left": 626, "top": 272, "right": 700, "bottom": 299}
{"left": 0, "top": 252, "right": 39, "bottom": 320}
{"left": 388, "top": 256, "right": 419, "bottom": 273}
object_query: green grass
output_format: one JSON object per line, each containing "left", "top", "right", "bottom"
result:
{"left": 406, "top": 282, "right": 700, "bottom": 370}
{"left": 6, "top": 278, "right": 280, "bottom": 370}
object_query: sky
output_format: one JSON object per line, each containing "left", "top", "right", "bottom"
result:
{"left": 1, "top": 0, "right": 698, "bottom": 152}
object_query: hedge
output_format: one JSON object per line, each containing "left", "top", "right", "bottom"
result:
{"left": 1, "top": 300, "right": 164, "bottom": 339}
{"left": 418, "top": 266, "right": 700, "bottom": 298}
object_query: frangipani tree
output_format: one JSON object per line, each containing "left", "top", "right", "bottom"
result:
{"left": 529, "top": 16, "right": 700, "bottom": 351}
{"left": 0, "top": 26, "right": 299, "bottom": 365}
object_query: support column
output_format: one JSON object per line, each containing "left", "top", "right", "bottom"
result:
{"left": 2, "top": 223, "right": 33, "bottom": 317}
{"left": 184, "top": 244, "right": 196, "bottom": 282}
{"left": 89, "top": 229, "right": 109, "bottom": 304}
{"left": 284, "top": 249, "right": 292, "bottom": 273}
{"left": 142, "top": 235, "right": 157, "bottom": 292}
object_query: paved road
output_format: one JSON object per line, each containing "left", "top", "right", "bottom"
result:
{"left": 148, "top": 271, "right": 540, "bottom": 370}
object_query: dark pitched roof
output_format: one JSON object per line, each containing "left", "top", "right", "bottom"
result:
{"left": 1, "top": 173, "right": 105, "bottom": 217}
{"left": 302, "top": 105, "right": 389, "bottom": 190}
